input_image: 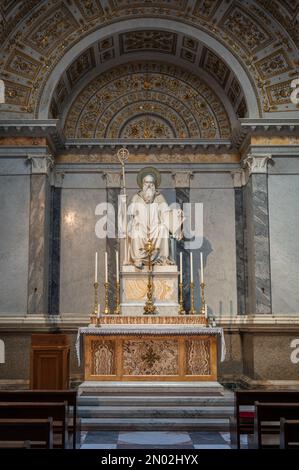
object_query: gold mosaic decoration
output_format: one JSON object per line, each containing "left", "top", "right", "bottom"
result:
{"left": 0, "top": 0, "right": 297, "bottom": 117}
{"left": 24, "top": 3, "right": 78, "bottom": 55}
{"left": 119, "top": 31, "right": 177, "bottom": 55}
{"left": 255, "top": 49, "right": 292, "bottom": 80}
{"left": 64, "top": 62, "right": 231, "bottom": 139}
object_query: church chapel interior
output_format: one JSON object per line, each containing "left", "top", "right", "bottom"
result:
{"left": 0, "top": 0, "right": 299, "bottom": 451}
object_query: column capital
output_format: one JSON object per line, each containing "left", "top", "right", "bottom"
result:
{"left": 27, "top": 155, "right": 54, "bottom": 175}
{"left": 54, "top": 172, "right": 65, "bottom": 188}
{"left": 231, "top": 168, "right": 246, "bottom": 188}
{"left": 172, "top": 171, "right": 193, "bottom": 188}
{"left": 103, "top": 171, "right": 121, "bottom": 188}
{"left": 242, "top": 153, "right": 272, "bottom": 175}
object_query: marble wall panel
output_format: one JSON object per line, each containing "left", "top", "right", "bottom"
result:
{"left": 268, "top": 157, "right": 299, "bottom": 175}
{"left": 0, "top": 158, "right": 30, "bottom": 175}
{"left": 190, "top": 187, "right": 237, "bottom": 316}
{"left": 191, "top": 172, "right": 234, "bottom": 189}
{"left": 269, "top": 174, "right": 299, "bottom": 313}
{"left": 245, "top": 334, "right": 299, "bottom": 381}
{"left": 60, "top": 172, "right": 106, "bottom": 189}
{"left": 59, "top": 188, "right": 107, "bottom": 315}
{"left": 0, "top": 175, "right": 30, "bottom": 314}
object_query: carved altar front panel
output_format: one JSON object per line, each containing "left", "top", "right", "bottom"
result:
{"left": 84, "top": 334, "right": 217, "bottom": 381}
{"left": 123, "top": 339, "right": 178, "bottom": 375}
{"left": 91, "top": 339, "right": 115, "bottom": 375}
{"left": 186, "top": 338, "right": 211, "bottom": 376}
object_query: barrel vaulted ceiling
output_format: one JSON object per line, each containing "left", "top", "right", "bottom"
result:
{"left": 0, "top": 0, "right": 298, "bottom": 135}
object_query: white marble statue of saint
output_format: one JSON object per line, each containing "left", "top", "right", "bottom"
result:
{"left": 126, "top": 167, "right": 183, "bottom": 268}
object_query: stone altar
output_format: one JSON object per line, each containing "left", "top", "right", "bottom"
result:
{"left": 77, "top": 324, "right": 225, "bottom": 382}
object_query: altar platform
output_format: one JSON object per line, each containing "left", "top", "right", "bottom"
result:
{"left": 76, "top": 319, "right": 225, "bottom": 383}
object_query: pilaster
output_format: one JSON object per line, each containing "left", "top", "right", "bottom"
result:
{"left": 242, "top": 154, "right": 272, "bottom": 314}
{"left": 27, "top": 155, "right": 53, "bottom": 314}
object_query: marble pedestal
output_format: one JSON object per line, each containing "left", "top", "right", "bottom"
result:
{"left": 120, "top": 265, "right": 179, "bottom": 316}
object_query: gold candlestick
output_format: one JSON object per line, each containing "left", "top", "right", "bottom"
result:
{"left": 143, "top": 238, "right": 157, "bottom": 315}
{"left": 104, "top": 281, "right": 110, "bottom": 314}
{"left": 96, "top": 312, "right": 101, "bottom": 327}
{"left": 178, "top": 282, "right": 185, "bottom": 315}
{"left": 114, "top": 281, "right": 121, "bottom": 315}
{"left": 90, "top": 281, "right": 99, "bottom": 325}
{"left": 200, "top": 281, "right": 208, "bottom": 324}
{"left": 189, "top": 282, "right": 197, "bottom": 315}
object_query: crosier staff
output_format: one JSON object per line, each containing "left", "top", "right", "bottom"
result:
{"left": 117, "top": 147, "right": 129, "bottom": 265}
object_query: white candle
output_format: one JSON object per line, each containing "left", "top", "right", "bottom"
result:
{"left": 205, "top": 304, "right": 208, "bottom": 319}
{"left": 180, "top": 252, "right": 183, "bottom": 283}
{"left": 200, "top": 252, "right": 204, "bottom": 283}
{"left": 95, "top": 252, "right": 98, "bottom": 283}
{"left": 190, "top": 252, "right": 193, "bottom": 283}
{"left": 116, "top": 251, "right": 119, "bottom": 283}
{"left": 105, "top": 252, "right": 108, "bottom": 283}
{"left": 97, "top": 304, "right": 100, "bottom": 318}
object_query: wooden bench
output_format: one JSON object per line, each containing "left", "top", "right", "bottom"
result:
{"left": 254, "top": 402, "right": 299, "bottom": 448}
{"left": 0, "top": 418, "right": 53, "bottom": 449}
{"left": 0, "top": 402, "right": 68, "bottom": 449}
{"left": 0, "top": 390, "right": 79, "bottom": 448}
{"left": 230, "top": 390, "right": 299, "bottom": 448}
{"left": 280, "top": 419, "right": 299, "bottom": 449}
{"left": 0, "top": 440, "right": 31, "bottom": 448}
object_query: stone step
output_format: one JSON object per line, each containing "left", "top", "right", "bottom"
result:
{"left": 78, "top": 396, "right": 233, "bottom": 407}
{"left": 81, "top": 417, "right": 230, "bottom": 431}
{"left": 78, "top": 405, "right": 233, "bottom": 419}
{"left": 78, "top": 381, "right": 227, "bottom": 396}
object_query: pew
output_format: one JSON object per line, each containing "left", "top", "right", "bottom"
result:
{"left": 0, "top": 440, "right": 31, "bottom": 448}
{"left": 0, "top": 402, "right": 68, "bottom": 448}
{"left": 0, "top": 389, "right": 79, "bottom": 448}
{"left": 0, "top": 418, "right": 53, "bottom": 448}
{"left": 230, "top": 390, "right": 299, "bottom": 448}
{"left": 254, "top": 402, "right": 299, "bottom": 448}
{"left": 280, "top": 419, "right": 299, "bottom": 449}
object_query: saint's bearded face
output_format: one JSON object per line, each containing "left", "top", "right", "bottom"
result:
{"left": 142, "top": 175, "right": 156, "bottom": 203}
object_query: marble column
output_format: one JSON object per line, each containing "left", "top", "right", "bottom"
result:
{"left": 173, "top": 171, "right": 192, "bottom": 313}
{"left": 231, "top": 169, "right": 246, "bottom": 315}
{"left": 27, "top": 155, "right": 53, "bottom": 314}
{"left": 243, "top": 154, "right": 272, "bottom": 314}
{"left": 48, "top": 172, "right": 63, "bottom": 315}
{"left": 104, "top": 171, "right": 121, "bottom": 313}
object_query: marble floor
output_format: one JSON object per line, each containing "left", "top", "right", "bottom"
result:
{"left": 80, "top": 431, "right": 249, "bottom": 449}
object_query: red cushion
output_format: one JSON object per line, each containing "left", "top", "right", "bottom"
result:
{"left": 239, "top": 411, "right": 255, "bottom": 419}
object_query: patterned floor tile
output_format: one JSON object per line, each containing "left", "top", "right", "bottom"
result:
{"left": 117, "top": 444, "right": 194, "bottom": 449}
{"left": 81, "top": 444, "right": 117, "bottom": 449}
{"left": 84, "top": 431, "right": 119, "bottom": 444}
{"left": 190, "top": 432, "right": 227, "bottom": 445}
{"left": 118, "top": 431, "right": 192, "bottom": 446}
{"left": 194, "top": 444, "right": 231, "bottom": 449}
